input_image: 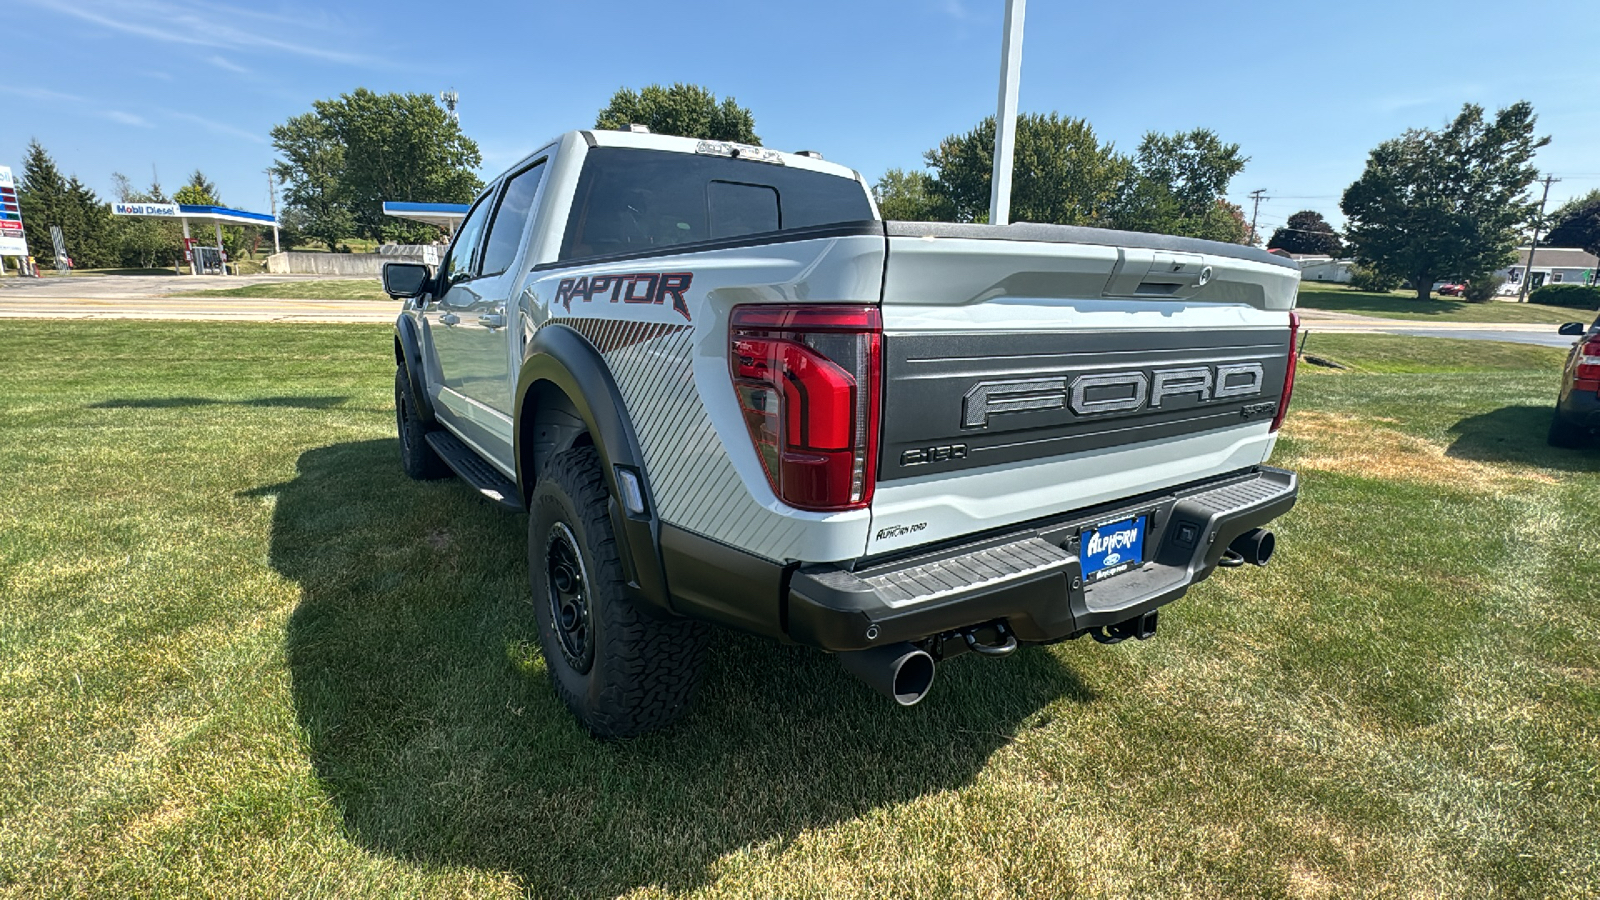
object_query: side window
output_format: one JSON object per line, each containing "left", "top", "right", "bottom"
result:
{"left": 707, "top": 181, "right": 778, "bottom": 239}
{"left": 479, "top": 161, "right": 547, "bottom": 277}
{"left": 438, "top": 190, "right": 496, "bottom": 285}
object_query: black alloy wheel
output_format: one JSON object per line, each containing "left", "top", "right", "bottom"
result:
{"left": 544, "top": 521, "right": 594, "bottom": 673}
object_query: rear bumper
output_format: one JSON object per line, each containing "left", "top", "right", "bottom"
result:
{"left": 785, "top": 466, "right": 1297, "bottom": 652}
{"left": 1557, "top": 386, "right": 1600, "bottom": 428}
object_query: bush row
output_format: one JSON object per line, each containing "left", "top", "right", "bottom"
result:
{"left": 1528, "top": 283, "right": 1600, "bottom": 309}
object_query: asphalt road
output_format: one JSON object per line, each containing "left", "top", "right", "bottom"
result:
{"left": 0, "top": 274, "right": 1584, "bottom": 344}
{"left": 0, "top": 273, "right": 395, "bottom": 323}
{"left": 1296, "top": 309, "right": 1579, "bottom": 348}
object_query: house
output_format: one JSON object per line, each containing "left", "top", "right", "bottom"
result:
{"left": 1496, "top": 246, "right": 1598, "bottom": 294}
{"left": 1267, "top": 249, "right": 1355, "bottom": 284}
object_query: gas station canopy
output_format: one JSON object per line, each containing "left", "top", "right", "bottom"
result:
{"left": 381, "top": 201, "right": 468, "bottom": 231}
{"left": 111, "top": 202, "right": 278, "bottom": 228}
{"left": 110, "top": 202, "right": 279, "bottom": 275}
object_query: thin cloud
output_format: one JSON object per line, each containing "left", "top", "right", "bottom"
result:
{"left": 18, "top": 0, "right": 377, "bottom": 66}
{"left": 103, "top": 110, "right": 154, "bottom": 128}
{"left": 165, "top": 111, "right": 268, "bottom": 145}
{"left": 0, "top": 85, "right": 87, "bottom": 104}
{"left": 206, "top": 55, "right": 252, "bottom": 76}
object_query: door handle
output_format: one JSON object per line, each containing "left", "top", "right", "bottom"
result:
{"left": 478, "top": 313, "right": 505, "bottom": 329}
{"left": 438, "top": 312, "right": 460, "bottom": 326}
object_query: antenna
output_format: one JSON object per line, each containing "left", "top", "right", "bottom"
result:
{"left": 439, "top": 89, "right": 460, "bottom": 124}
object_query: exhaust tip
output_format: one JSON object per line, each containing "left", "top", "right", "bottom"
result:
{"left": 839, "top": 642, "right": 936, "bottom": 707}
{"left": 890, "top": 652, "right": 936, "bottom": 706}
{"left": 1229, "top": 528, "right": 1276, "bottom": 567}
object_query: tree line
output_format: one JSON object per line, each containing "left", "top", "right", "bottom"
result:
{"left": 17, "top": 82, "right": 1592, "bottom": 297}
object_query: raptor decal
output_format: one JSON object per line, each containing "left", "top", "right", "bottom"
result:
{"left": 556, "top": 271, "right": 693, "bottom": 320}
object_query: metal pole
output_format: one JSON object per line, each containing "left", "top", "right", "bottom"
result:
{"left": 1517, "top": 175, "right": 1558, "bottom": 303}
{"left": 1248, "top": 189, "right": 1268, "bottom": 246}
{"left": 988, "top": 0, "right": 1026, "bottom": 227}
{"left": 215, "top": 222, "right": 226, "bottom": 276}
{"left": 266, "top": 169, "right": 281, "bottom": 255}
{"left": 182, "top": 217, "right": 194, "bottom": 275}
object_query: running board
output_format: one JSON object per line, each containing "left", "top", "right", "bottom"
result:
{"left": 424, "top": 430, "right": 525, "bottom": 512}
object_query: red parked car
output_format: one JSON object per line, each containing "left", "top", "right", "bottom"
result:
{"left": 1549, "top": 317, "right": 1600, "bottom": 447}
{"left": 1437, "top": 283, "right": 1466, "bottom": 297}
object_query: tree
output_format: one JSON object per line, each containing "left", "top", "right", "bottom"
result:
{"left": 1340, "top": 101, "right": 1548, "bottom": 300}
{"left": 15, "top": 140, "right": 117, "bottom": 268}
{"left": 272, "top": 113, "right": 352, "bottom": 251}
{"left": 271, "top": 89, "right": 483, "bottom": 248}
{"left": 1543, "top": 188, "right": 1600, "bottom": 258}
{"left": 110, "top": 172, "right": 180, "bottom": 268}
{"left": 596, "top": 83, "right": 759, "bottom": 144}
{"left": 1267, "top": 210, "right": 1344, "bottom": 256}
{"left": 923, "top": 113, "right": 1129, "bottom": 225}
{"left": 872, "top": 168, "right": 951, "bottom": 221}
{"left": 1112, "top": 128, "right": 1249, "bottom": 242}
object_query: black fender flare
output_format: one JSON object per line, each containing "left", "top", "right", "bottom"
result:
{"left": 393, "top": 315, "right": 436, "bottom": 427}
{"left": 515, "top": 323, "right": 672, "bottom": 613}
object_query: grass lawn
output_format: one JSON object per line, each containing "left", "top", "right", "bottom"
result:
{"left": 1, "top": 324, "right": 1597, "bottom": 897}
{"left": 1297, "top": 283, "right": 1590, "bottom": 324}
{"left": 172, "top": 278, "right": 389, "bottom": 302}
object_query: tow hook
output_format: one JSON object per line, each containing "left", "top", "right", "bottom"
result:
{"left": 962, "top": 621, "right": 1018, "bottom": 657}
{"left": 1091, "top": 610, "right": 1159, "bottom": 644}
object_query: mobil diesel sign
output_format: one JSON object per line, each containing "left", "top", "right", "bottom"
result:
{"left": 112, "top": 202, "right": 181, "bottom": 217}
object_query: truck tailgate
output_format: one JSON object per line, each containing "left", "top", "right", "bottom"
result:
{"left": 867, "top": 221, "right": 1300, "bottom": 557}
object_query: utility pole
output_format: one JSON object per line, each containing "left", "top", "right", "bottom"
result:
{"left": 1248, "top": 189, "right": 1269, "bottom": 246}
{"left": 1517, "top": 175, "right": 1559, "bottom": 303}
{"left": 987, "top": 0, "right": 1025, "bottom": 227}
{"left": 265, "top": 168, "right": 280, "bottom": 255}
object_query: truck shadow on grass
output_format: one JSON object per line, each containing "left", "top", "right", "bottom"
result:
{"left": 259, "top": 440, "right": 1092, "bottom": 897}
{"left": 1446, "top": 405, "right": 1600, "bottom": 472}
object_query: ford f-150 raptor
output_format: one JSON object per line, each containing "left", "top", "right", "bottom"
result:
{"left": 383, "top": 128, "right": 1302, "bottom": 738}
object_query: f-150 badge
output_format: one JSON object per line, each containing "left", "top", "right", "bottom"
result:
{"left": 556, "top": 271, "right": 693, "bottom": 321}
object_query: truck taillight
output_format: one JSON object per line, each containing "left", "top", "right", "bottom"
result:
{"left": 1576, "top": 336, "right": 1600, "bottom": 392}
{"left": 730, "top": 305, "right": 881, "bottom": 511}
{"left": 1270, "top": 311, "right": 1299, "bottom": 433}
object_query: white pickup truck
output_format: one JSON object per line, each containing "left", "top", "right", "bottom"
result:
{"left": 383, "top": 128, "right": 1301, "bottom": 737}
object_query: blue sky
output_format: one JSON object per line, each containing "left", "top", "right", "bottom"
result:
{"left": 8, "top": 0, "right": 1600, "bottom": 237}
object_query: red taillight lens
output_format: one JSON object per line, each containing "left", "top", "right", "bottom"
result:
{"left": 1576, "top": 337, "right": 1600, "bottom": 392}
{"left": 1270, "top": 311, "right": 1299, "bottom": 433}
{"left": 729, "top": 305, "right": 881, "bottom": 511}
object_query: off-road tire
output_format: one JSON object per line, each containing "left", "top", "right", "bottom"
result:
{"left": 1547, "top": 413, "right": 1587, "bottom": 449}
{"left": 529, "top": 446, "right": 709, "bottom": 738}
{"left": 395, "top": 367, "right": 451, "bottom": 480}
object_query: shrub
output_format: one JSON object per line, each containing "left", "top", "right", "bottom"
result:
{"left": 1528, "top": 283, "right": 1600, "bottom": 309}
{"left": 1462, "top": 274, "right": 1504, "bottom": 303}
{"left": 1350, "top": 265, "right": 1401, "bottom": 292}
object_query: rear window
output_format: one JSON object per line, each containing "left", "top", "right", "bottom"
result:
{"left": 560, "top": 148, "right": 873, "bottom": 262}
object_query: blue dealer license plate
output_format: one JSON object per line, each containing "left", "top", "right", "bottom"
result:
{"left": 1082, "top": 515, "right": 1147, "bottom": 581}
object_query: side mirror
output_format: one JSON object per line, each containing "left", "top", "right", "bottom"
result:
{"left": 383, "top": 262, "right": 431, "bottom": 299}
{"left": 1558, "top": 322, "right": 1586, "bottom": 336}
